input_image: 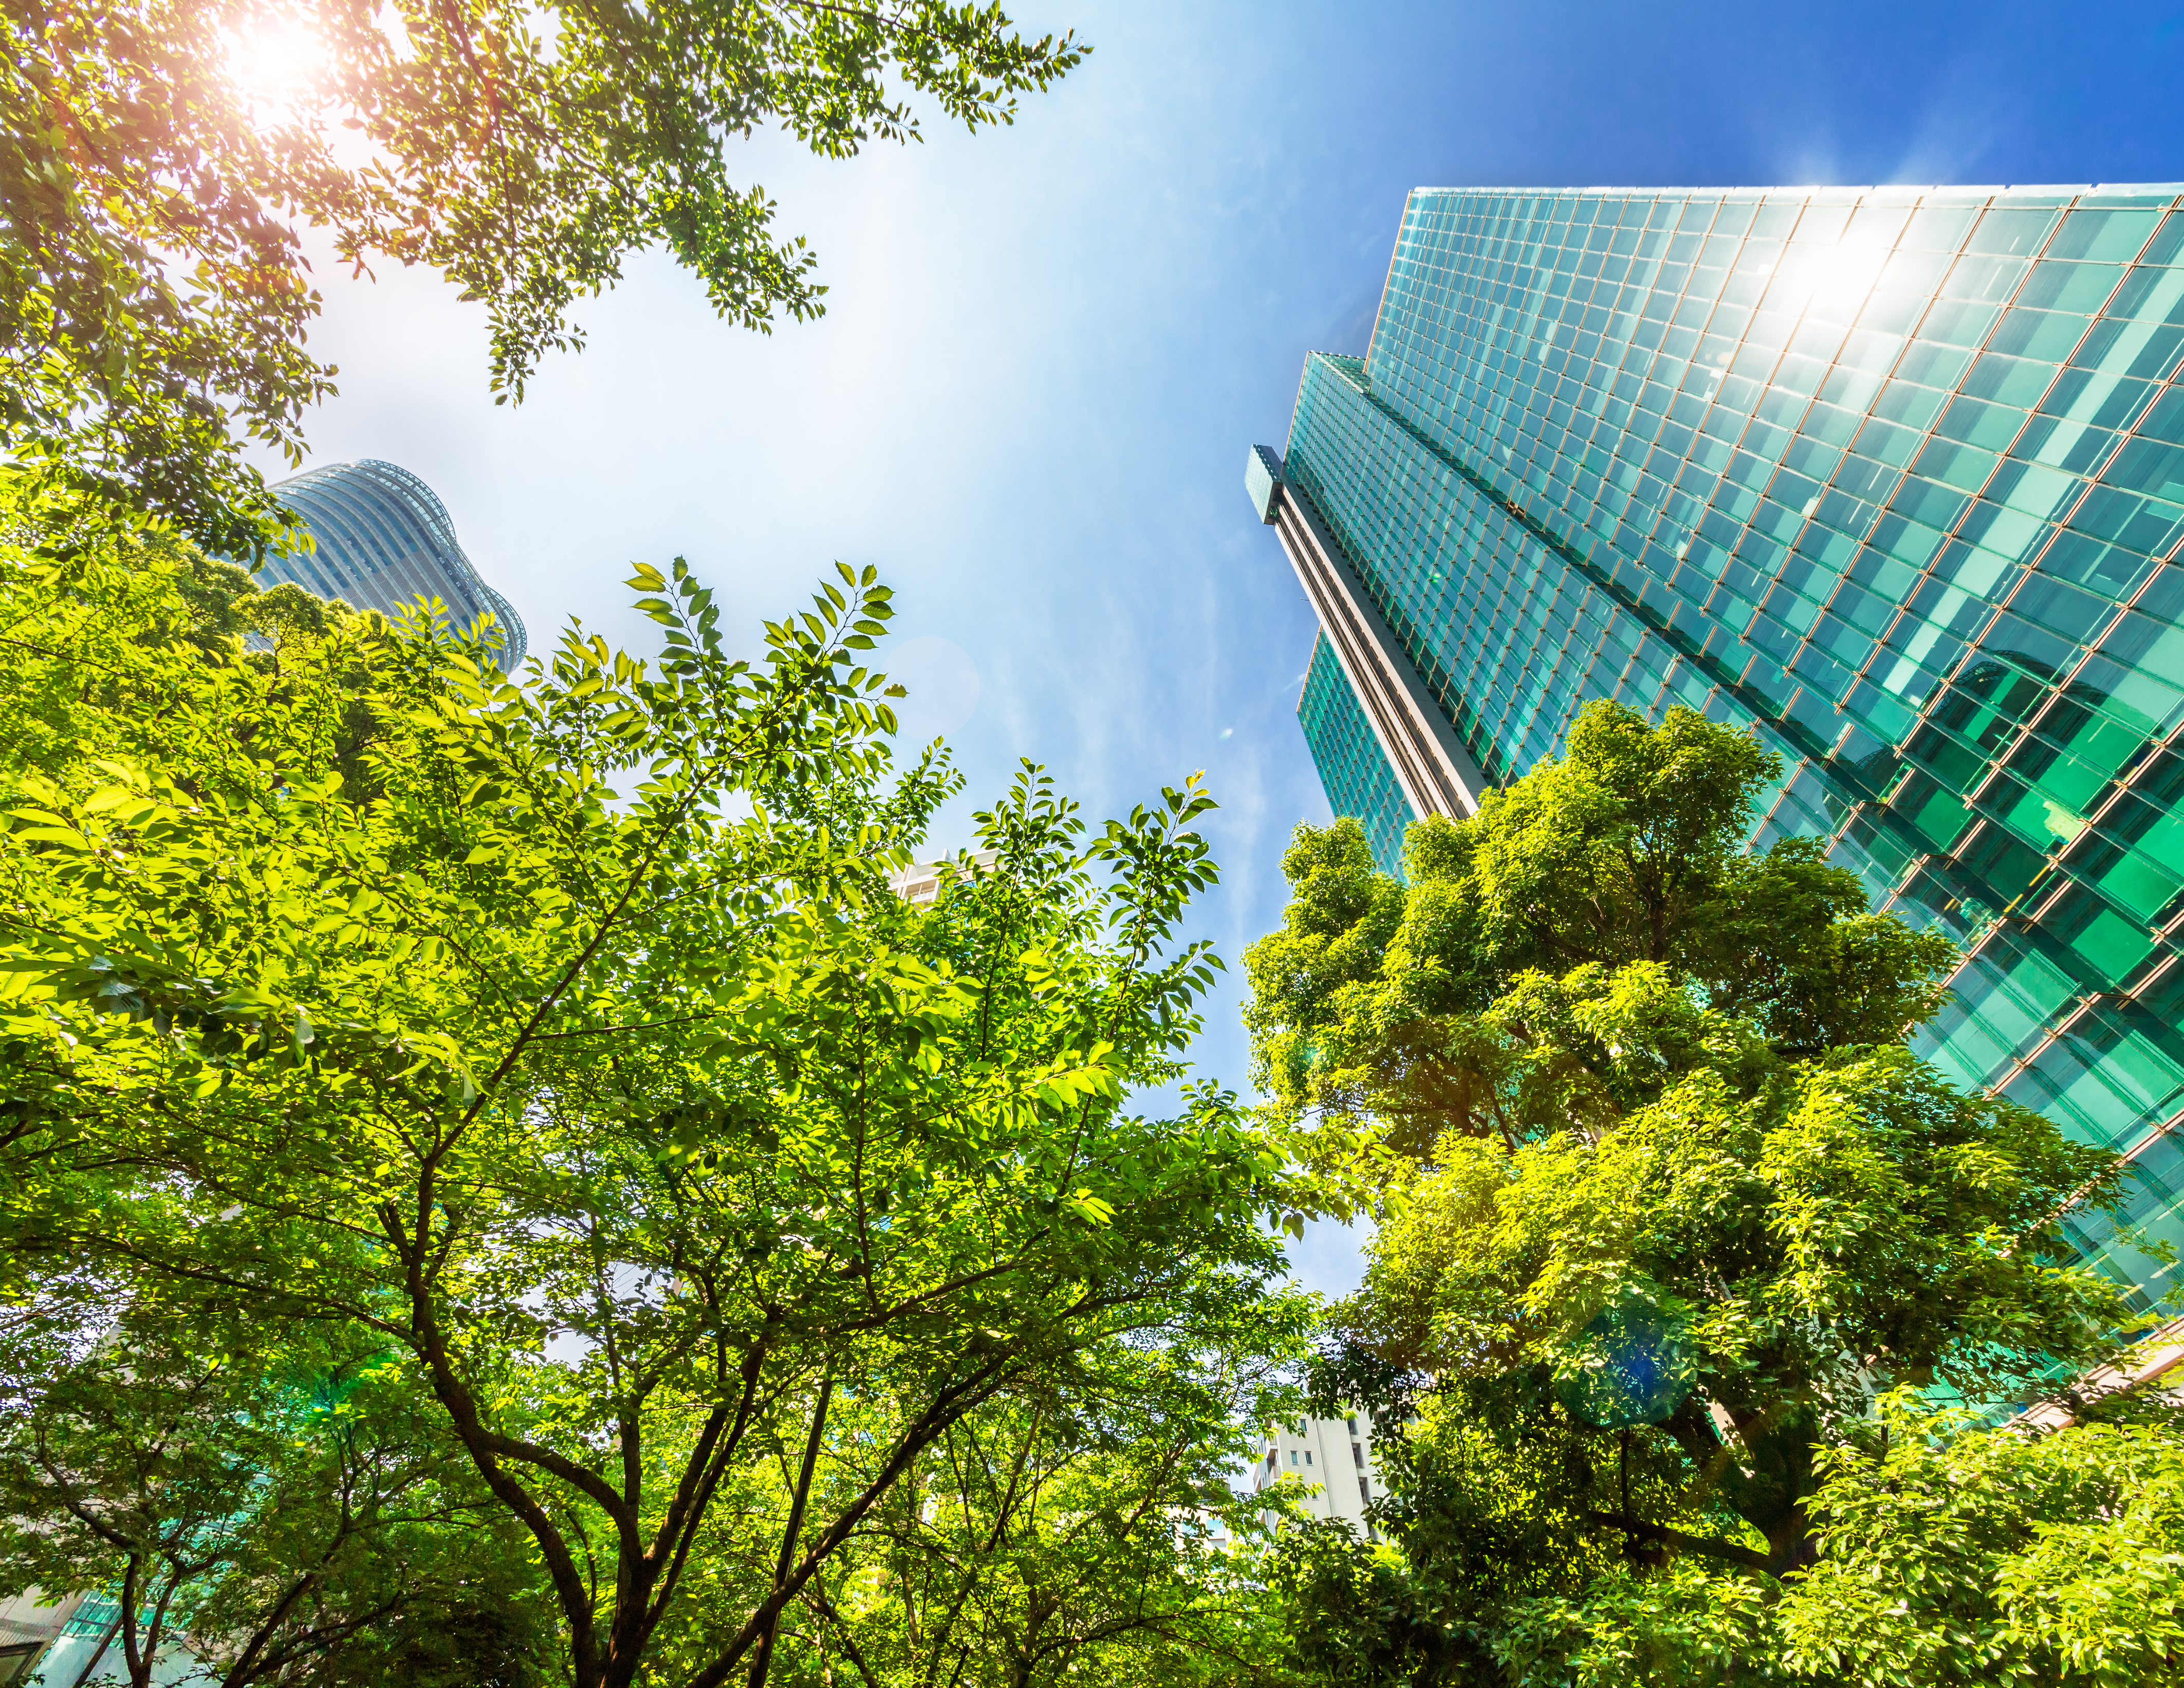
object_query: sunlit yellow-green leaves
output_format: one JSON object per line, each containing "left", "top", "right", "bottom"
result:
{"left": 0, "top": 504, "right": 1301, "bottom": 1688}
{"left": 1254, "top": 701, "right": 2168, "bottom": 1688}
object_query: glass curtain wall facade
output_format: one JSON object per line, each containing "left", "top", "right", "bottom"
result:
{"left": 1298, "top": 634, "right": 1417, "bottom": 873}
{"left": 262, "top": 459, "right": 528, "bottom": 672}
{"left": 1252, "top": 183, "right": 2184, "bottom": 1315}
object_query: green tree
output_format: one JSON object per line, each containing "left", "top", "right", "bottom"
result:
{"left": 3, "top": 0, "right": 1085, "bottom": 547}
{"left": 0, "top": 478, "right": 379, "bottom": 1329}
{"left": 802, "top": 1319, "right": 1308, "bottom": 1688}
{"left": 0, "top": 1309, "right": 542, "bottom": 1688}
{"left": 1779, "top": 1390, "right": 2184, "bottom": 1688}
{"left": 0, "top": 511, "right": 1306, "bottom": 1688}
{"left": 1247, "top": 703, "right": 1960, "bottom": 1159}
{"left": 1244, "top": 701, "right": 2169, "bottom": 1686}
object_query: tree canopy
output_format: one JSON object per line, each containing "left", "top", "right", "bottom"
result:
{"left": 1246, "top": 702, "right": 1961, "bottom": 1157}
{"left": 1245, "top": 700, "right": 2180, "bottom": 1687}
{"left": 0, "top": 1305, "right": 540, "bottom": 1688}
{"left": 3, "top": 0, "right": 1086, "bottom": 548}
{"left": 0, "top": 484, "right": 1305, "bottom": 1688}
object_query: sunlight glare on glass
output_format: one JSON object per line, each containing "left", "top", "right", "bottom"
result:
{"left": 1778, "top": 236, "right": 1892, "bottom": 322}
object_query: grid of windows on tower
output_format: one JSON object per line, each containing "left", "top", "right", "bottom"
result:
{"left": 1276, "top": 185, "right": 2184, "bottom": 1315}
{"left": 258, "top": 460, "right": 527, "bottom": 673}
{"left": 1298, "top": 633, "right": 1417, "bottom": 874}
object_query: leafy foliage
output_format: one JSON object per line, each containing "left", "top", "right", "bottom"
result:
{"left": 778, "top": 1323, "right": 1307, "bottom": 1688}
{"left": 1783, "top": 1391, "right": 2184, "bottom": 1688}
{"left": 0, "top": 1311, "right": 543, "bottom": 1688}
{"left": 1245, "top": 701, "right": 2172, "bottom": 1686}
{"left": 0, "top": 492, "right": 1303, "bottom": 1688}
{"left": 3, "top": 0, "right": 1085, "bottom": 547}
{"left": 1269, "top": 1388, "right": 2184, "bottom": 1688}
{"left": 1247, "top": 703, "right": 1959, "bottom": 1159}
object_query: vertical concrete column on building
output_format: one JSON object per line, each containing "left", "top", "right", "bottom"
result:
{"left": 1249, "top": 446, "right": 1489, "bottom": 825}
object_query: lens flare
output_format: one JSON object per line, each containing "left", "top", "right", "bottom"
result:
{"left": 1554, "top": 1291, "right": 1696, "bottom": 1429}
{"left": 222, "top": 17, "right": 326, "bottom": 125}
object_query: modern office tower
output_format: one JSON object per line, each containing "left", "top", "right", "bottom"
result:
{"left": 1252, "top": 1413, "right": 1381, "bottom": 1534}
{"left": 1250, "top": 184, "right": 2184, "bottom": 1317}
{"left": 1, "top": 1588, "right": 109, "bottom": 1685}
{"left": 260, "top": 459, "right": 528, "bottom": 672}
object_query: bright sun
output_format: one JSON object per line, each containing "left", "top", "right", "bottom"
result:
{"left": 221, "top": 17, "right": 326, "bottom": 123}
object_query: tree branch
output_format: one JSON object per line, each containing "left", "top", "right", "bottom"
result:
{"left": 1585, "top": 1511, "right": 1778, "bottom": 1575}
{"left": 684, "top": 1356, "right": 1024, "bottom": 1688}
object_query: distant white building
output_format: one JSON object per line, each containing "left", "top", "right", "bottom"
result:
{"left": 887, "top": 851, "right": 999, "bottom": 908}
{"left": 1252, "top": 1412, "right": 1381, "bottom": 1535}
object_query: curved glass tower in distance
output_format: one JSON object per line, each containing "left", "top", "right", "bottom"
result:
{"left": 260, "top": 459, "right": 527, "bottom": 672}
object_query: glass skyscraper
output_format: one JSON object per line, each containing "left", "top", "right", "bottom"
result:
{"left": 261, "top": 458, "right": 527, "bottom": 672}
{"left": 1250, "top": 183, "right": 2184, "bottom": 1315}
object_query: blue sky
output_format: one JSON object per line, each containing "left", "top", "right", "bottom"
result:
{"left": 260, "top": 0, "right": 2184, "bottom": 1296}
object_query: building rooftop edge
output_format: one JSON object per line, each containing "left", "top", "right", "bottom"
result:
{"left": 1405, "top": 182, "right": 2184, "bottom": 198}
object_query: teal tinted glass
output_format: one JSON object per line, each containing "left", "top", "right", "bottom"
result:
{"left": 1297, "top": 634, "right": 1414, "bottom": 876}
